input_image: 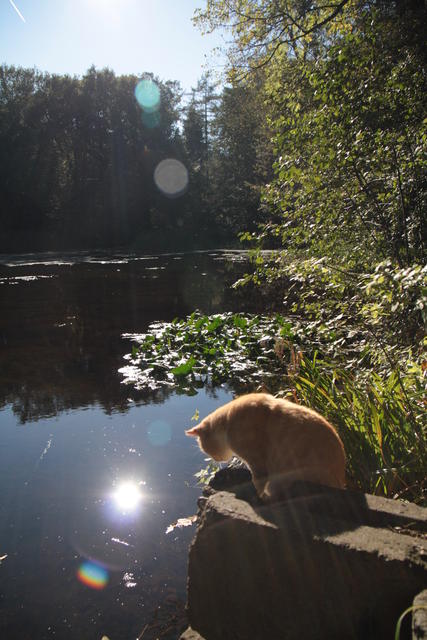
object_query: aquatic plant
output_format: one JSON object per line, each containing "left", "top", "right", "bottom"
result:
{"left": 121, "top": 312, "right": 295, "bottom": 394}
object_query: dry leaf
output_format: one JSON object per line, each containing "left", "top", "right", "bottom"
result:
{"left": 165, "top": 515, "right": 197, "bottom": 534}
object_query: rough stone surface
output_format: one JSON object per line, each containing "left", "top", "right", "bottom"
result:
{"left": 413, "top": 589, "right": 427, "bottom": 639}
{"left": 186, "top": 474, "right": 426, "bottom": 640}
{"left": 179, "top": 627, "right": 206, "bottom": 640}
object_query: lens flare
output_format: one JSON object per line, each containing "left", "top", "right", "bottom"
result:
{"left": 113, "top": 481, "right": 142, "bottom": 512}
{"left": 77, "top": 561, "right": 108, "bottom": 590}
{"left": 154, "top": 159, "right": 189, "bottom": 198}
{"left": 142, "top": 110, "right": 161, "bottom": 129}
{"left": 147, "top": 420, "right": 172, "bottom": 446}
{"left": 134, "top": 79, "right": 160, "bottom": 113}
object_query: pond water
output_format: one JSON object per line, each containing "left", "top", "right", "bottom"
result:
{"left": 0, "top": 250, "right": 255, "bottom": 640}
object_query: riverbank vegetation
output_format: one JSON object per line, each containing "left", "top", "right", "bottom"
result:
{"left": 190, "top": 0, "right": 426, "bottom": 502}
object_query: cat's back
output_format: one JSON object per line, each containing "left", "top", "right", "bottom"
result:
{"left": 228, "top": 392, "right": 278, "bottom": 419}
{"left": 227, "top": 392, "right": 327, "bottom": 428}
{"left": 247, "top": 393, "right": 344, "bottom": 454}
{"left": 227, "top": 393, "right": 346, "bottom": 484}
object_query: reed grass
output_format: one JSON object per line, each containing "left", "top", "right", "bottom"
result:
{"left": 288, "top": 352, "right": 426, "bottom": 503}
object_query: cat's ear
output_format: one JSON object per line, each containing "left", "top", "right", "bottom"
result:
{"left": 185, "top": 425, "right": 204, "bottom": 437}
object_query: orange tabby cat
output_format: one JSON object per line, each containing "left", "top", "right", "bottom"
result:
{"left": 186, "top": 393, "right": 346, "bottom": 499}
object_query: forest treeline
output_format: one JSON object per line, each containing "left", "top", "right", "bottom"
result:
{"left": 1, "top": 1, "right": 425, "bottom": 262}
{"left": 0, "top": 63, "right": 270, "bottom": 252}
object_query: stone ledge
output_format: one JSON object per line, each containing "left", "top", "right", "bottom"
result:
{"left": 179, "top": 627, "right": 206, "bottom": 640}
{"left": 413, "top": 589, "right": 427, "bottom": 639}
{"left": 186, "top": 480, "right": 426, "bottom": 640}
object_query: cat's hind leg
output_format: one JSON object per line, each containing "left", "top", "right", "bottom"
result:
{"left": 249, "top": 467, "right": 270, "bottom": 500}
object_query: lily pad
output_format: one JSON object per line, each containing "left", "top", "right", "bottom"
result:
{"left": 120, "top": 312, "right": 296, "bottom": 394}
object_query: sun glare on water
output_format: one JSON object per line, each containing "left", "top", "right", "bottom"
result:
{"left": 112, "top": 481, "right": 143, "bottom": 512}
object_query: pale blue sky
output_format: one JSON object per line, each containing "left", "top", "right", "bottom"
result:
{"left": 1, "top": 0, "right": 225, "bottom": 91}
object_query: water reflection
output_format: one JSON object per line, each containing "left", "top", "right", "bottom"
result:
{"left": 0, "top": 251, "right": 258, "bottom": 639}
{"left": 147, "top": 420, "right": 172, "bottom": 446}
{"left": 0, "top": 251, "right": 256, "bottom": 423}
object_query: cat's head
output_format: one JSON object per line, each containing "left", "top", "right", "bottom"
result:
{"left": 185, "top": 418, "right": 232, "bottom": 461}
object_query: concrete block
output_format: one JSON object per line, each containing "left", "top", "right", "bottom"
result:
{"left": 186, "top": 482, "right": 426, "bottom": 640}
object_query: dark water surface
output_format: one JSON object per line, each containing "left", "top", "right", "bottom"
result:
{"left": 0, "top": 250, "right": 252, "bottom": 640}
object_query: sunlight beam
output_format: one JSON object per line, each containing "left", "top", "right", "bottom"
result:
{"left": 9, "top": 0, "right": 26, "bottom": 23}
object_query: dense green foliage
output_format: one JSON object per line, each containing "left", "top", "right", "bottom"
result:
{"left": 0, "top": 66, "right": 183, "bottom": 251}
{"left": 262, "top": 14, "right": 426, "bottom": 265}
{"left": 196, "top": 0, "right": 426, "bottom": 265}
{"left": 0, "top": 65, "right": 268, "bottom": 252}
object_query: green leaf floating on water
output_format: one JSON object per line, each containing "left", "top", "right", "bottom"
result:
{"left": 233, "top": 315, "right": 248, "bottom": 329}
{"left": 171, "top": 357, "right": 197, "bottom": 376}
